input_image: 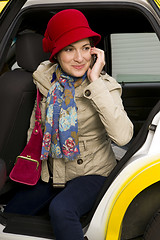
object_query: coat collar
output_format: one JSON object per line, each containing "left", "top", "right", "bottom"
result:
{"left": 33, "top": 61, "right": 57, "bottom": 97}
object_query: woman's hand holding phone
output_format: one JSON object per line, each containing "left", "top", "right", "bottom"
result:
{"left": 87, "top": 47, "right": 105, "bottom": 83}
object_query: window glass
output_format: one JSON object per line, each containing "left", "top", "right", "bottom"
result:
{"left": 111, "top": 33, "right": 160, "bottom": 83}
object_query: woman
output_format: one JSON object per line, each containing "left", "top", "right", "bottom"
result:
{"left": 5, "top": 9, "right": 133, "bottom": 240}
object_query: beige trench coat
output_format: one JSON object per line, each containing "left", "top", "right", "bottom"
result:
{"left": 28, "top": 61, "right": 133, "bottom": 187}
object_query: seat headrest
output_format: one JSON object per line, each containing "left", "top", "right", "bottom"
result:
{"left": 16, "top": 32, "right": 50, "bottom": 72}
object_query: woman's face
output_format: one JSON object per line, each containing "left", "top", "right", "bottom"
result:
{"left": 57, "top": 38, "right": 92, "bottom": 78}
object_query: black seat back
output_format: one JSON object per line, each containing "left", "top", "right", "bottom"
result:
{"left": 0, "top": 159, "right": 6, "bottom": 191}
{"left": 0, "top": 32, "right": 50, "bottom": 195}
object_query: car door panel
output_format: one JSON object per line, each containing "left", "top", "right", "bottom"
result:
{"left": 122, "top": 82, "right": 160, "bottom": 136}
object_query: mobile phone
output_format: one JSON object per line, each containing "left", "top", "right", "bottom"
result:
{"left": 90, "top": 54, "right": 97, "bottom": 68}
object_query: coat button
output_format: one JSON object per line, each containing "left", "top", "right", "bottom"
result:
{"left": 85, "top": 89, "right": 91, "bottom": 97}
{"left": 77, "top": 159, "right": 83, "bottom": 165}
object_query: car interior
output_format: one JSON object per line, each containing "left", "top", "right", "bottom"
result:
{"left": 0, "top": 2, "right": 160, "bottom": 239}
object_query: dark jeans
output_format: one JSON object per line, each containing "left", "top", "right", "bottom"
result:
{"left": 5, "top": 175, "right": 106, "bottom": 240}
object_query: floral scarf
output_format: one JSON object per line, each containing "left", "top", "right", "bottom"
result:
{"left": 40, "top": 65, "right": 86, "bottom": 161}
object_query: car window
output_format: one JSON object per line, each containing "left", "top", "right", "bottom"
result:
{"left": 111, "top": 33, "right": 160, "bottom": 83}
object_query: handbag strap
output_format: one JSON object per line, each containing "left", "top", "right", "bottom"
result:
{"left": 35, "top": 89, "right": 42, "bottom": 122}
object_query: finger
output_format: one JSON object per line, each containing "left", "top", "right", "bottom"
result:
{"left": 91, "top": 48, "right": 105, "bottom": 66}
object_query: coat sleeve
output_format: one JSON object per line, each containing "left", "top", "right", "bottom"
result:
{"left": 27, "top": 61, "right": 55, "bottom": 142}
{"left": 27, "top": 99, "right": 37, "bottom": 142}
{"left": 27, "top": 95, "right": 46, "bottom": 142}
{"left": 83, "top": 74, "right": 133, "bottom": 146}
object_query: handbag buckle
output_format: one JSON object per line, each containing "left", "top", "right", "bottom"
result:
{"left": 15, "top": 156, "right": 40, "bottom": 170}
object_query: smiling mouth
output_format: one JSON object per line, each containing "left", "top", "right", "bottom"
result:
{"left": 72, "top": 65, "right": 85, "bottom": 70}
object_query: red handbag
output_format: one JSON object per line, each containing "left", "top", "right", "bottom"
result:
{"left": 9, "top": 89, "right": 43, "bottom": 185}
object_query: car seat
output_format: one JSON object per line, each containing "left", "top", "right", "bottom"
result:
{"left": 0, "top": 159, "right": 6, "bottom": 191}
{"left": 0, "top": 32, "right": 50, "bottom": 198}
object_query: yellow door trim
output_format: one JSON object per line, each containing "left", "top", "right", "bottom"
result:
{"left": 154, "top": 0, "right": 160, "bottom": 8}
{"left": 0, "top": 1, "right": 8, "bottom": 13}
{"left": 105, "top": 155, "right": 160, "bottom": 239}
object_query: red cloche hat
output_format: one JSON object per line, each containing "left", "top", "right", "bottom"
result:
{"left": 43, "top": 9, "right": 101, "bottom": 62}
